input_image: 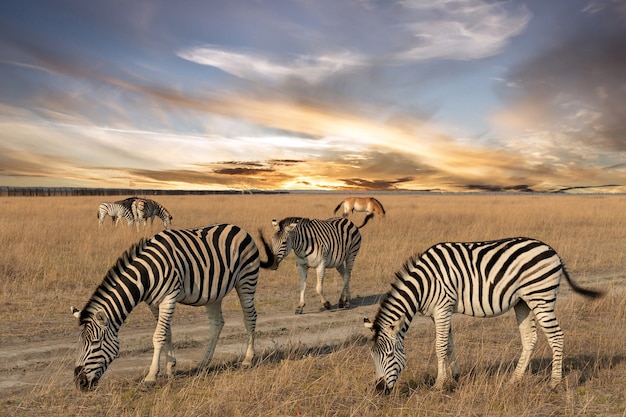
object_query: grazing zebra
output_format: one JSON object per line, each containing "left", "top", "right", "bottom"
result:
{"left": 131, "top": 198, "right": 173, "bottom": 229}
{"left": 97, "top": 202, "right": 134, "bottom": 227}
{"left": 269, "top": 217, "right": 362, "bottom": 314}
{"left": 364, "top": 237, "right": 603, "bottom": 393}
{"left": 71, "top": 224, "right": 274, "bottom": 391}
{"left": 333, "top": 197, "right": 385, "bottom": 228}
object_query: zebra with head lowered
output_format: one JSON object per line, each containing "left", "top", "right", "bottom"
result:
{"left": 97, "top": 202, "right": 134, "bottom": 227}
{"left": 364, "top": 237, "right": 603, "bottom": 393}
{"left": 71, "top": 224, "right": 274, "bottom": 391}
{"left": 269, "top": 216, "right": 362, "bottom": 314}
{"left": 131, "top": 198, "right": 173, "bottom": 229}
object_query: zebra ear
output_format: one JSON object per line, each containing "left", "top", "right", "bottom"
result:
{"left": 71, "top": 306, "right": 81, "bottom": 320}
{"left": 271, "top": 219, "right": 279, "bottom": 231}
{"left": 364, "top": 317, "right": 374, "bottom": 331}
{"left": 285, "top": 222, "right": 298, "bottom": 233}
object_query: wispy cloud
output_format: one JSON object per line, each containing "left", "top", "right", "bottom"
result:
{"left": 178, "top": 46, "right": 364, "bottom": 83}
{"left": 395, "top": 0, "right": 531, "bottom": 61}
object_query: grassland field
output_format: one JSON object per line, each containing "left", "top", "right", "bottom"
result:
{"left": 0, "top": 193, "right": 625, "bottom": 416}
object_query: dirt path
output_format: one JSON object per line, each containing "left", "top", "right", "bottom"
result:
{"left": 0, "top": 294, "right": 386, "bottom": 397}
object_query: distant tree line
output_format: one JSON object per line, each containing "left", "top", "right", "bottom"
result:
{"left": 0, "top": 187, "right": 287, "bottom": 197}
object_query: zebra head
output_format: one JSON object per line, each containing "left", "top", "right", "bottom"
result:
{"left": 269, "top": 218, "right": 299, "bottom": 270}
{"left": 71, "top": 306, "right": 120, "bottom": 391}
{"left": 163, "top": 211, "right": 173, "bottom": 229}
{"left": 364, "top": 315, "right": 407, "bottom": 394}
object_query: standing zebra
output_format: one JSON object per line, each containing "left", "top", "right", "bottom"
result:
{"left": 71, "top": 224, "right": 274, "bottom": 391}
{"left": 97, "top": 202, "right": 134, "bottom": 227}
{"left": 131, "top": 198, "right": 173, "bottom": 229}
{"left": 364, "top": 237, "right": 603, "bottom": 393}
{"left": 269, "top": 217, "right": 362, "bottom": 314}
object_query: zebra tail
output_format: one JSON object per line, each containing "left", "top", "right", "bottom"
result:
{"left": 561, "top": 265, "right": 604, "bottom": 299}
{"left": 257, "top": 230, "right": 275, "bottom": 269}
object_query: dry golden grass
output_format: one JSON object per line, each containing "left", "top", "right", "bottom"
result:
{"left": 1, "top": 193, "right": 625, "bottom": 416}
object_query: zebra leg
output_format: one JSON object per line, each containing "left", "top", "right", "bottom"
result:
{"left": 509, "top": 301, "right": 537, "bottom": 385}
{"left": 532, "top": 304, "right": 564, "bottom": 389}
{"left": 336, "top": 264, "right": 351, "bottom": 309}
{"left": 432, "top": 311, "right": 453, "bottom": 390}
{"left": 236, "top": 285, "right": 257, "bottom": 367}
{"left": 315, "top": 263, "right": 331, "bottom": 310}
{"left": 447, "top": 327, "right": 460, "bottom": 381}
{"left": 145, "top": 300, "right": 177, "bottom": 384}
{"left": 198, "top": 302, "right": 225, "bottom": 371}
{"left": 295, "top": 263, "right": 309, "bottom": 314}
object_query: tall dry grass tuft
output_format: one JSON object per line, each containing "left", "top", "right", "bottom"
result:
{"left": 1, "top": 194, "right": 625, "bottom": 416}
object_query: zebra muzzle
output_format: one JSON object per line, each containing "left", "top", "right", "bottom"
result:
{"left": 375, "top": 378, "right": 391, "bottom": 394}
{"left": 74, "top": 366, "right": 98, "bottom": 392}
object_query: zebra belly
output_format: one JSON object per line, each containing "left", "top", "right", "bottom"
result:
{"left": 177, "top": 280, "right": 238, "bottom": 306}
{"left": 453, "top": 293, "right": 519, "bottom": 317}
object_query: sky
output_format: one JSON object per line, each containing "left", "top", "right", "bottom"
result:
{"left": 1, "top": 0, "right": 625, "bottom": 192}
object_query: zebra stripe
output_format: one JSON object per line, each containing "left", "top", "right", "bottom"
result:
{"left": 130, "top": 198, "right": 173, "bottom": 229}
{"left": 71, "top": 224, "right": 274, "bottom": 391}
{"left": 269, "top": 216, "right": 362, "bottom": 314}
{"left": 97, "top": 202, "right": 134, "bottom": 227}
{"left": 364, "top": 236, "right": 603, "bottom": 393}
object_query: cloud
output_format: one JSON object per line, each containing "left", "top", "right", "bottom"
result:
{"left": 178, "top": 0, "right": 531, "bottom": 85}
{"left": 178, "top": 46, "right": 364, "bottom": 83}
{"left": 395, "top": 0, "right": 531, "bottom": 61}
{"left": 492, "top": 1, "right": 626, "bottom": 185}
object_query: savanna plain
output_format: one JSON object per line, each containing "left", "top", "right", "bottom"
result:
{"left": 1, "top": 193, "right": 625, "bottom": 417}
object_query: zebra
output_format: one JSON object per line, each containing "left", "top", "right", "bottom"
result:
{"left": 71, "top": 223, "right": 274, "bottom": 391}
{"left": 97, "top": 202, "right": 134, "bottom": 227}
{"left": 131, "top": 198, "right": 173, "bottom": 229}
{"left": 363, "top": 236, "right": 603, "bottom": 393}
{"left": 268, "top": 216, "right": 362, "bottom": 314}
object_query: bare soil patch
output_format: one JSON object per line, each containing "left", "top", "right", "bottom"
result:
{"left": 0, "top": 294, "right": 385, "bottom": 397}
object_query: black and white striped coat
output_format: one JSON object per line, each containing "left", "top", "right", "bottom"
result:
{"left": 269, "top": 216, "right": 362, "bottom": 314}
{"left": 97, "top": 202, "right": 134, "bottom": 227}
{"left": 71, "top": 224, "right": 273, "bottom": 391}
{"left": 364, "top": 237, "right": 603, "bottom": 393}
{"left": 131, "top": 198, "right": 172, "bottom": 229}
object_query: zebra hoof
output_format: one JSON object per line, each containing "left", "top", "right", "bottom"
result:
{"left": 295, "top": 306, "right": 305, "bottom": 314}
{"left": 323, "top": 301, "right": 331, "bottom": 310}
{"left": 142, "top": 379, "right": 157, "bottom": 388}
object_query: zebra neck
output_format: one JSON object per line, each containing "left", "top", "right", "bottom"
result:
{"left": 374, "top": 280, "right": 420, "bottom": 335}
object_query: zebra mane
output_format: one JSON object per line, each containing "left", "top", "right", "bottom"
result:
{"left": 278, "top": 217, "right": 305, "bottom": 228}
{"left": 78, "top": 238, "right": 150, "bottom": 325}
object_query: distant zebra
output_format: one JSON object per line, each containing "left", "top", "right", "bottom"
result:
{"left": 269, "top": 217, "right": 362, "bottom": 314}
{"left": 131, "top": 198, "right": 173, "bottom": 229}
{"left": 71, "top": 224, "right": 274, "bottom": 391}
{"left": 97, "top": 202, "right": 134, "bottom": 227}
{"left": 364, "top": 237, "right": 603, "bottom": 393}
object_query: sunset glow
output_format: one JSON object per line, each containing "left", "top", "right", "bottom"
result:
{"left": 1, "top": 1, "right": 625, "bottom": 192}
